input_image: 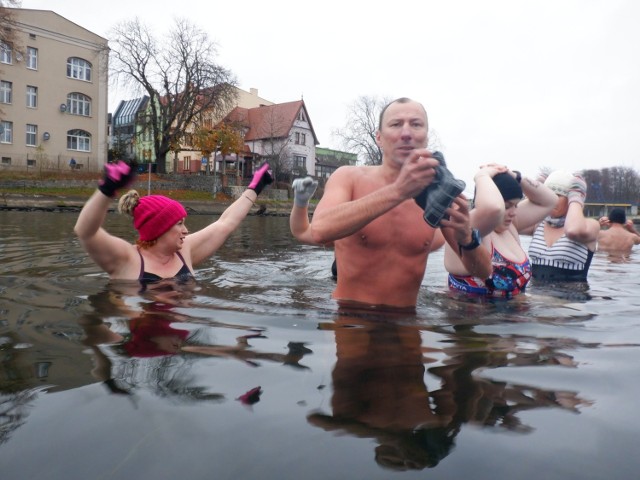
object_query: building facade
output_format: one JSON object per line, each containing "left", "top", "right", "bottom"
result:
{"left": 1, "top": 8, "right": 109, "bottom": 172}
{"left": 222, "top": 99, "right": 319, "bottom": 181}
{"left": 166, "top": 86, "right": 274, "bottom": 174}
{"left": 314, "top": 147, "right": 357, "bottom": 179}
{"left": 111, "top": 95, "right": 149, "bottom": 163}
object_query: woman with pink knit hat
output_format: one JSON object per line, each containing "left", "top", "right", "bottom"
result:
{"left": 74, "top": 160, "right": 272, "bottom": 282}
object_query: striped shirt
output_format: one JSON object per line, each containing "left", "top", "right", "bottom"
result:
{"left": 528, "top": 222, "right": 593, "bottom": 281}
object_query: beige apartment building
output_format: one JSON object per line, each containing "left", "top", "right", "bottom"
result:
{"left": 1, "top": 9, "right": 108, "bottom": 172}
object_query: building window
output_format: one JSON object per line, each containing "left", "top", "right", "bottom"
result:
{"left": 67, "top": 129, "right": 91, "bottom": 151}
{"left": 297, "top": 109, "right": 306, "bottom": 122}
{"left": 26, "top": 124, "right": 37, "bottom": 146}
{"left": 1, "top": 156, "right": 10, "bottom": 165}
{"left": 27, "top": 159, "right": 36, "bottom": 167}
{"left": 316, "top": 164, "right": 333, "bottom": 179}
{"left": 0, "top": 42, "right": 11, "bottom": 64}
{"left": 67, "top": 92, "right": 91, "bottom": 116}
{"left": 0, "top": 80, "right": 12, "bottom": 104}
{"left": 301, "top": 133, "right": 306, "bottom": 145}
{"left": 26, "top": 85, "right": 37, "bottom": 108}
{"left": 26, "top": 47, "right": 38, "bottom": 70}
{"left": 294, "top": 155, "right": 306, "bottom": 169}
{"left": 66, "top": 57, "right": 92, "bottom": 81}
{"left": 0, "top": 121, "right": 13, "bottom": 143}
{"left": 183, "top": 157, "right": 191, "bottom": 170}
{"left": 294, "top": 132, "right": 300, "bottom": 144}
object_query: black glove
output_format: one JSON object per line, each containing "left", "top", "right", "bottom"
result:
{"left": 247, "top": 162, "right": 273, "bottom": 196}
{"left": 98, "top": 160, "right": 137, "bottom": 198}
{"left": 414, "top": 152, "right": 466, "bottom": 227}
{"left": 414, "top": 152, "right": 447, "bottom": 209}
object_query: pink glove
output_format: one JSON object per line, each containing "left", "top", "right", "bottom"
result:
{"left": 247, "top": 162, "right": 273, "bottom": 196}
{"left": 567, "top": 174, "right": 587, "bottom": 206}
{"left": 98, "top": 160, "right": 136, "bottom": 198}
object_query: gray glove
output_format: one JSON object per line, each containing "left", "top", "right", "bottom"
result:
{"left": 292, "top": 177, "right": 318, "bottom": 207}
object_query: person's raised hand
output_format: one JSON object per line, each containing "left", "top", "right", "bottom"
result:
{"left": 398, "top": 149, "right": 439, "bottom": 201}
{"left": 98, "top": 160, "right": 137, "bottom": 198}
{"left": 413, "top": 151, "right": 445, "bottom": 209}
{"left": 440, "top": 195, "right": 473, "bottom": 245}
{"left": 568, "top": 174, "right": 587, "bottom": 206}
{"left": 247, "top": 162, "right": 273, "bottom": 196}
{"left": 475, "top": 163, "right": 507, "bottom": 181}
{"left": 292, "top": 176, "right": 318, "bottom": 208}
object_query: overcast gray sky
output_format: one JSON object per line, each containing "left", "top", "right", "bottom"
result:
{"left": 20, "top": 0, "right": 640, "bottom": 188}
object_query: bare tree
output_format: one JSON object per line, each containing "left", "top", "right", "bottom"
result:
{"left": 0, "top": 1, "right": 19, "bottom": 43}
{"left": 582, "top": 166, "right": 640, "bottom": 204}
{"left": 332, "top": 95, "right": 390, "bottom": 166}
{"left": 109, "top": 17, "right": 238, "bottom": 173}
{"left": 0, "top": 1, "right": 20, "bottom": 117}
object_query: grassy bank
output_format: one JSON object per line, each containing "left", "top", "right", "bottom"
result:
{"left": 0, "top": 170, "right": 226, "bottom": 202}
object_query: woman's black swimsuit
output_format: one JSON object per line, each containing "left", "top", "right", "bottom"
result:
{"left": 138, "top": 250, "right": 194, "bottom": 283}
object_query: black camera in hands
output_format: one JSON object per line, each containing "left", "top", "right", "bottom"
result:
{"left": 416, "top": 151, "right": 466, "bottom": 228}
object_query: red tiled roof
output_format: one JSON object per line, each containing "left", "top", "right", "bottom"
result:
{"left": 222, "top": 100, "right": 318, "bottom": 144}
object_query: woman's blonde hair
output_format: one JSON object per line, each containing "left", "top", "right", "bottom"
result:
{"left": 117, "top": 189, "right": 140, "bottom": 216}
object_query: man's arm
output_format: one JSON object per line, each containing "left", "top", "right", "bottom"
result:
{"left": 310, "top": 152, "right": 439, "bottom": 244}
{"left": 441, "top": 196, "right": 493, "bottom": 279}
{"left": 625, "top": 220, "right": 640, "bottom": 237}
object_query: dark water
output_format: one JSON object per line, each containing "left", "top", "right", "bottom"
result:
{"left": 1, "top": 210, "right": 639, "bottom": 480}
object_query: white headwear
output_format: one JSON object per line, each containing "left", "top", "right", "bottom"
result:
{"left": 544, "top": 170, "right": 573, "bottom": 197}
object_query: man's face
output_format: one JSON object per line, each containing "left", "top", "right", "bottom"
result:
{"left": 376, "top": 101, "right": 428, "bottom": 166}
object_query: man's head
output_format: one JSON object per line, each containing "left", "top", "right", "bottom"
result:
{"left": 608, "top": 207, "right": 626, "bottom": 225}
{"left": 376, "top": 98, "right": 429, "bottom": 166}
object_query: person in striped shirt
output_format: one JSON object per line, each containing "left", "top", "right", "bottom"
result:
{"left": 526, "top": 170, "right": 600, "bottom": 282}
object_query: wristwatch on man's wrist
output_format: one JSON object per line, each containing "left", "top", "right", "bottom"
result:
{"left": 458, "top": 228, "right": 481, "bottom": 255}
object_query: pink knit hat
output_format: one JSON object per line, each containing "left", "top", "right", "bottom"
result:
{"left": 123, "top": 316, "right": 190, "bottom": 357}
{"left": 133, "top": 195, "right": 187, "bottom": 241}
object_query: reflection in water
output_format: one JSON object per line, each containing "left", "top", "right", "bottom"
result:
{"left": 308, "top": 311, "right": 594, "bottom": 471}
{"left": 79, "top": 285, "right": 313, "bottom": 401}
{"left": 2, "top": 212, "right": 640, "bottom": 478}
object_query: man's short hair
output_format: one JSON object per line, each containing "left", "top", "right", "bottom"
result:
{"left": 378, "top": 97, "right": 427, "bottom": 131}
{"left": 608, "top": 207, "right": 626, "bottom": 224}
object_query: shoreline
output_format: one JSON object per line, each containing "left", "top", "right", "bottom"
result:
{"left": 0, "top": 192, "right": 299, "bottom": 216}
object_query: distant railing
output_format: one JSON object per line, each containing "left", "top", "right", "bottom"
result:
{"left": 584, "top": 203, "right": 637, "bottom": 218}
{"left": 0, "top": 153, "right": 101, "bottom": 173}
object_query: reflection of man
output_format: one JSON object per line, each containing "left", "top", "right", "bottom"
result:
{"left": 597, "top": 208, "right": 640, "bottom": 254}
{"left": 308, "top": 315, "right": 458, "bottom": 470}
{"left": 308, "top": 314, "right": 593, "bottom": 471}
{"left": 299, "top": 98, "right": 491, "bottom": 309}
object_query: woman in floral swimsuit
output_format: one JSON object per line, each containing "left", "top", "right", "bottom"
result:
{"left": 445, "top": 164, "right": 558, "bottom": 298}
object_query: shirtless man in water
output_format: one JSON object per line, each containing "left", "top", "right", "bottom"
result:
{"left": 597, "top": 208, "right": 640, "bottom": 254}
{"left": 296, "top": 97, "right": 491, "bottom": 309}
